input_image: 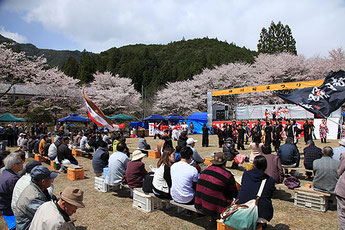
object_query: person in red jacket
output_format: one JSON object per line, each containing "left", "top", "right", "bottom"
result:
{"left": 125, "top": 150, "right": 147, "bottom": 188}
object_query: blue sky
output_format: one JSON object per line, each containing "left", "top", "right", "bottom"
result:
{"left": 0, "top": 0, "right": 345, "bottom": 57}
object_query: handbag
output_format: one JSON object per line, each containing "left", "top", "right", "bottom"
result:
{"left": 220, "top": 179, "right": 267, "bottom": 230}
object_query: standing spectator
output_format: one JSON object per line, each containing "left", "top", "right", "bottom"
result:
{"left": 153, "top": 148, "right": 175, "bottom": 199}
{"left": 237, "top": 156, "right": 275, "bottom": 223}
{"left": 319, "top": 119, "right": 328, "bottom": 143}
{"left": 237, "top": 124, "right": 245, "bottom": 150}
{"left": 261, "top": 145, "right": 284, "bottom": 184}
{"left": 171, "top": 147, "right": 199, "bottom": 204}
{"left": 333, "top": 139, "right": 345, "bottom": 161}
{"left": 303, "top": 120, "right": 311, "bottom": 144}
{"left": 29, "top": 186, "right": 85, "bottom": 230}
{"left": 57, "top": 137, "right": 78, "bottom": 165}
{"left": 202, "top": 124, "right": 209, "bottom": 147}
{"left": 335, "top": 151, "right": 345, "bottom": 229}
{"left": 125, "top": 150, "right": 147, "bottom": 188}
{"left": 249, "top": 134, "right": 264, "bottom": 163}
{"left": 272, "top": 106, "right": 277, "bottom": 120}
{"left": 272, "top": 120, "right": 283, "bottom": 152}
{"left": 0, "top": 152, "right": 24, "bottom": 215}
{"left": 264, "top": 121, "right": 273, "bottom": 147}
{"left": 190, "top": 122, "right": 194, "bottom": 134}
{"left": 303, "top": 140, "right": 322, "bottom": 179}
{"left": 313, "top": 146, "right": 339, "bottom": 193}
{"left": 92, "top": 141, "right": 109, "bottom": 176}
{"left": 15, "top": 165, "right": 57, "bottom": 230}
{"left": 216, "top": 126, "right": 224, "bottom": 148}
{"left": 105, "top": 142, "right": 130, "bottom": 187}
{"left": 195, "top": 152, "right": 238, "bottom": 217}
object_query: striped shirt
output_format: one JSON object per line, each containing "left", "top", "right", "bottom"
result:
{"left": 195, "top": 165, "right": 238, "bottom": 216}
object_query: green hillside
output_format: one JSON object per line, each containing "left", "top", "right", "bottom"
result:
{"left": 1, "top": 34, "right": 257, "bottom": 94}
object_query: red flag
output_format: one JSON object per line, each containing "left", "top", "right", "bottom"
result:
{"left": 83, "top": 90, "right": 119, "bottom": 131}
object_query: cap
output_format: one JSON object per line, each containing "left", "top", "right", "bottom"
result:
{"left": 60, "top": 186, "right": 85, "bottom": 208}
{"left": 186, "top": 138, "right": 198, "bottom": 145}
{"left": 25, "top": 160, "right": 42, "bottom": 174}
{"left": 30, "top": 165, "right": 58, "bottom": 181}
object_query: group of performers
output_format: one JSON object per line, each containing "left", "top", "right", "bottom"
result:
{"left": 264, "top": 106, "right": 289, "bottom": 121}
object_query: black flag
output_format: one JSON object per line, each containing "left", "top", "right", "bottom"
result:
{"left": 278, "top": 70, "right": 345, "bottom": 117}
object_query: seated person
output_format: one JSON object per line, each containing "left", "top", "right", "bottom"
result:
{"left": 277, "top": 137, "right": 300, "bottom": 167}
{"left": 152, "top": 148, "right": 175, "bottom": 199}
{"left": 15, "top": 165, "right": 57, "bottom": 230}
{"left": 333, "top": 139, "right": 345, "bottom": 161}
{"left": 92, "top": 140, "right": 109, "bottom": 176}
{"left": 195, "top": 152, "right": 238, "bottom": 217}
{"left": 237, "top": 155, "right": 275, "bottom": 224}
{"left": 177, "top": 131, "right": 188, "bottom": 149}
{"left": 303, "top": 140, "right": 322, "bottom": 178}
{"left": 171, "top": 146, "right": 199, "bottom": 204}
{"left": 48, "top": 137, "right": 62, "bottom": 161}
{"left": 38, "top": 135, "right": 48, "bottom": 156}
{"left": 223, "top": 137, "right": 239, "bottom": 169}
{"left": 313, "top": 146, "right": 339, "bottom": 194}
{"left": 261, "top": 145, "right": 284, "bottom": 183}
{"left": 30, "top": 186, "right": 85, "bottom": 229}
{"left": 249, "top": 134, "right": 264, "bottom": 163}
{"left": 0, "top": 152, "right": 23, "bottom": 215}
{"left": 112, "top": 133, "right": 123, "bottom": 154}
{"left": 57, "top": 137, "right": 78, "bottom": 165}
{"left": 105, "top": 142, "right": 130, "bottom": 186}
{"left": 138, "top": 133, "right": 150, "bottom": 150}
{"left": 125, "top": 150, "right": 147, "bottom": 188}
{"left": 186, "top": 138, "right": 204, "bottom": 166}
{"left": 80, "top": 132, "right": 93, "bottom": 153}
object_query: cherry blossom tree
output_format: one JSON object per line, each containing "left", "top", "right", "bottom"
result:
{"left": 0, "top": 43, "right": 46, "bottom": 98}
{"left": 153, "top": 48, "right": 345, "bottom": 115}
{"left": 84, "top": 71, "right": 141, "bottom": 114}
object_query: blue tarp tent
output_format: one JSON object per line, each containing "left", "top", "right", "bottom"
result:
{"left": 165, "top": 114, "right": 185, "bottom": 120}
{"left": 143, "top": 114, "right": 166, "bottom": 121}
{"left": 57, "top": 113, "right": 90, "bottom": 122}
{"left": 186, "top": 112, "right": 208, "bottom": 134}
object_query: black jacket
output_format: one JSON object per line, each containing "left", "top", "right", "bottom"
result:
{"left": 57, "top": 143, "right": 77, "bottom": 164}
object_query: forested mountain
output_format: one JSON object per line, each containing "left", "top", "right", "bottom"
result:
{"left": 1, "top": 34, "right": 256, "bottom": 94}
{"left": 0, "top": 34, "right": 81, "bottom": 68}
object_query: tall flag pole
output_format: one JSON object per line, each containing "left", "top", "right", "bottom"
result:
{"left": 278, "top": 70, "right": 345, "bottom": 118}
{"left": 83, "top": 90, "right": 118, "bottom": 131}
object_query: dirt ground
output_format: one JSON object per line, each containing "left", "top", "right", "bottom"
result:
{"left": 1, "top": 135, "right": 339, "bottom": 230}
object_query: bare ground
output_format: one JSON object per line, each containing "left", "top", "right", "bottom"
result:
{"left": 1, "top": 135, "right": 339, "bottom": 230}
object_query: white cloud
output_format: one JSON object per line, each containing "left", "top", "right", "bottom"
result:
{"left": 2, "top": 0, "right": 345, "bottom": 56}
{"left": 0, "top": 26, "right": 27, "bottom": 43}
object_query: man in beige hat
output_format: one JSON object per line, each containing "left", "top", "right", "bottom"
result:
{"left": 333, "top": 139, "right": 345, "bottom": 161}
{"left": 29, "top": 186, "right": 85, "bottom": 230}
{"left": 125, "top": 150, "right": 147, "bottom": 188}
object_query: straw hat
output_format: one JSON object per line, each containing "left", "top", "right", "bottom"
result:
{"left": 131, "top": 150, "right": 146, "bottom": 161}
{"left": 210, "top": 152, "right": 227, "bottom": 165}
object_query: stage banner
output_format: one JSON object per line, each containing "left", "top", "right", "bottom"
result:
{"left": 278, "top": 70, "right": 345, "bottom": 118}
{"left": 212, "top": 80, "right": 323, "bottom": 96}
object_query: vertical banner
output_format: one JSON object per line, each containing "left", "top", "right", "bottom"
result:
{"left": 148, "top": 123, "right": 154, "bottom": 136}
{"left": 207, "top": 92, "right": 212, "bottom": 127}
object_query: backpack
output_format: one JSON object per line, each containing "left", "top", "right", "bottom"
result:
{"left": 142, "top": 172, "right": 155, "bottom": 193}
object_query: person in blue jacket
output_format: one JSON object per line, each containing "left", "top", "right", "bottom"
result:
{"left": 237, "top": 155, "right": 276, "bottom": 223}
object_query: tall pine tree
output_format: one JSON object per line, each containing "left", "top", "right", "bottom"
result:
{"left": 257, "top": 21, "right": 297, "bottom": 55}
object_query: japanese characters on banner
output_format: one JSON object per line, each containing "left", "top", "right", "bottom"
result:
{"left": 148, "top": 123, "right": 154, "bottom": 136}
{"left": 212, "top": 80, "right": 323, "bottom": 96}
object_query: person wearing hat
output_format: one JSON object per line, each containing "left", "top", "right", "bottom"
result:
{"left": 57, "top": 136, "right": 78, "bottom": 165}
{"left": 186, "top": 138, "right": 204, "bottom": 166}
{"left": 333, "top": 139, "right": 345, "bottom": 161}
{"left": 125, "top": 150, "right": 148, "bottom": 188}
{"left": 29, "top": 186, "right": 85, "bottom": 230}
{"left": 15, "top": 165, "right": 58, "bottom": 230}
{"left": 195, "top": 152, "right": 238, "bottom": 217}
